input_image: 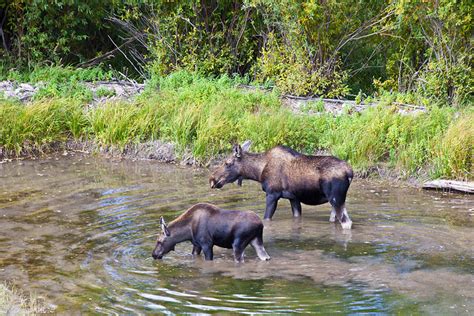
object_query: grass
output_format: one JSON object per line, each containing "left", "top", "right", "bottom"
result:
{"left": 0, "top": 70, "right": 472, "bottom": 180}
{"left": 1, "top": 65, "right": 114, "bottom": 102}
{"left": 0, "top": 283, "right": 49, "bottom": 315}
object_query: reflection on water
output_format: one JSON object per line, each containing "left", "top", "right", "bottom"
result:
{"left": 0, "top": 156, "right": 473, "bottom": 314}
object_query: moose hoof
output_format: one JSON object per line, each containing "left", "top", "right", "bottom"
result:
{"left": 341, "top": 221, "right": 352, "bottom": 230}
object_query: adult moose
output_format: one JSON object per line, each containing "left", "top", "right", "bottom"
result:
{"left": 209, "top": 141, "right": 354, "bottom": 229}
{"left": 152, "top": 203, "right": 271, "bottom": 262}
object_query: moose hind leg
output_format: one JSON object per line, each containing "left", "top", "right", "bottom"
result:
{"left": 290, "top": 199, "right": 302, "bottom": 217}
{"left": 192, "top": 245, "right": 202, "bottom": 256}
{"left": 250, "top": 237, "right": 271, "bottom": 261}
{"left": 326, "top": 180, "right": 352, "bottom": 229}
{"left": 333, "top": 203, "right": 352, "bottom": 229}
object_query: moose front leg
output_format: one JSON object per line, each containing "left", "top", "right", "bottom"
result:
{"left": 264, "top": 193, "right": 280, "bottom": 220}
{"left": 201, "top": 244, "right": 214, "bottom": 260}
{"left": 289, "top": 199, "right": 302, "bottom": 217}
{"left": 232, "top": 239, "right": 245, "bottom": 263}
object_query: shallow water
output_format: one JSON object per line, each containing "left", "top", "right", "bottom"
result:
{"left": 0, "top": 156, "right": 473, "bottom": 314}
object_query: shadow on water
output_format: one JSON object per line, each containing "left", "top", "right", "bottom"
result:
{"left": 0, "top": 155, "right": 473, "bottom": 314}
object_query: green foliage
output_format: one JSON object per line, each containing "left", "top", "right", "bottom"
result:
{"left": 376, "top": 0, "right": 473, "bottom": 106}
{"left": 145, "top": 1, "right": 260, "bottom": 78}
{"left": 1, "top": 65, "right": 114, "bottom": 102}
{"left": 254, "top": 33, "right": 349, "bottom": 97}
{"left": 1, "top": 72, "right": 471, "bottom": 179}
{"left": 7, "top": 65, "right": 114, "bottom": 83}
{"left": 0, "top": 98, "right": 86, "bottom": 153}
{"left": 95, "top": 87, "right": 116, "bottom": 98}
{"left": 1, "top": 1, "right": 472, "bottom": 102}
{"left": 300, "top": 99, "right": 325, "bottom": 114}
{"left": 0, "top": 0, "right": 139, "bottom": 65}
{"left": 432, "top": 111, "right": 474, "bottom": 179}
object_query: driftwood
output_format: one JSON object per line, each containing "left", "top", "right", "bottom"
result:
{"left": 423, "top": 180, "right": 474, "bottom": 194}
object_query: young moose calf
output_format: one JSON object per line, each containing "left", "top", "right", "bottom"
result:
{"left": 152, "top": 203, "right": 271, "bottom": 263}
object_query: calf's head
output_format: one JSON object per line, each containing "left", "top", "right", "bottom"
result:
{"left": 209, "top": 141, "right": 251, "bottom": 189}
{"left": 152, "top": 217, "right": 175, "bottom": 260}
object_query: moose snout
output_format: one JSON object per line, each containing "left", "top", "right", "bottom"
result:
{"left": 209, "top": 177, "right": 222, "bottom": 189}
{"left": 152, "top": 251, "right": 163, "bottom": 260}
{"left": 209, "top": 177, "right": 216, "bottom": 188}
{"left": 152, "top": 253, "right": 162, "bottom": 260}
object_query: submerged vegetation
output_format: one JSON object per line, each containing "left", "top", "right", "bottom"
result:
{"left": 1, "top": 71, "right": 472, "bottom": 180}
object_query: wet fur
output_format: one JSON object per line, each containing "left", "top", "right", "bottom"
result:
{"left": 152, "top": 203, "right": 271, "bottom": 262}
{"left": 210, "top": 145, "right": 354, "bottom": 229}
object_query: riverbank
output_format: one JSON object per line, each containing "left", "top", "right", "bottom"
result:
{"left": 1, "top": 71, "right": 472, "bottom": 181}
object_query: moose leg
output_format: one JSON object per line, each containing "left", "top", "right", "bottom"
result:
{"left": 250, "top": 236, "right": 271, "bottom": 261}
{"left": 264, "top": 193, "right": 280, "bottom": 220}
{"left": 202, "top": 244, "right": 214, "bottom": 260}
{"left": 232, "top": 241, "right": 245, "bottom": 263}
{"left": 334, "top": 204, "right": 352, "bottom": 229}
{"left": 325, "top": 179, "right": 352, "bottom": 229}
{"left": 329, "top": 206, "right": 337, "bottom": 222}
{"left": 192, "top": 245, "right": 202, "bottom": 256}
{"left": 290, "top": 199, "right": 302, "bottom": 217}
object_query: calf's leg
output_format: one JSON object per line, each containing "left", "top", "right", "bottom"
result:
{"left": 192, "top": 245, "right": 202, "bottom": 256}
{"left": 250, "top": 235, "right": 271, "bottom": 261}
{"left": 232, "top": 242, "right": 245, "bottom": 263}
{"left": 329, "top": 206, "right": 336, "bottom": 222}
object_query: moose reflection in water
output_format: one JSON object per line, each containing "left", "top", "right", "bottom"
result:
{"left": 152, "top": 203, "right": 271, "bottom": 262}
{"left": 210, "top": 141, "right": 354, "bottom": 229}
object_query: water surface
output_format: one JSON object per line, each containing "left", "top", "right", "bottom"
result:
{"left": 0, "top": 156, "right": 473, "bottom": 314}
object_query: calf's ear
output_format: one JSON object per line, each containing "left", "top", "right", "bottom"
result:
{"left": 160, "top": 217, "right": 171, "bottom": 236}
{"left": 241, "top": 140, "right": 252, "bottom": 152}
{"left": 233, "top": 144, "right": 242, "bottom": 158}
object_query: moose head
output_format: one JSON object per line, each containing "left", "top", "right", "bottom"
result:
{"left": 209, "top": 140, "right": 252, "bottom": 189}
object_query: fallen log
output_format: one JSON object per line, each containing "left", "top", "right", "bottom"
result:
{"left": 422, "top": 180, "right": 474, "bottom": 194}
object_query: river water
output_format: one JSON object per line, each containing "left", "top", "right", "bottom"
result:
{"left": 0, "top": 156, "right": 473, "bottom": 314}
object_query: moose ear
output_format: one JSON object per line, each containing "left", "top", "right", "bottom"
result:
{"left": 241, "top": 140, "right": 252, "bottom": 152}
{"left": 160, "top": 217, "right": 170, "bottom": 236}
{"left": 233, "top": 144, "right": 242, "bottom": 158}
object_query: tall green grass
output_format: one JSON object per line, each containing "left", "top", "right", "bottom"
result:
{"left": 0, "top": 71, "right": 472, "bottom": 179}
{"left": 0, "top": 98, "right": 86, "bottom": 153}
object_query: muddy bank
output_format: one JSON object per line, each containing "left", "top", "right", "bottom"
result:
{"left": 0, "top": 138, "right": 438, "bottom": 190}
{"left": 1, "top": 140, "right": 176, "bottom": 163}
